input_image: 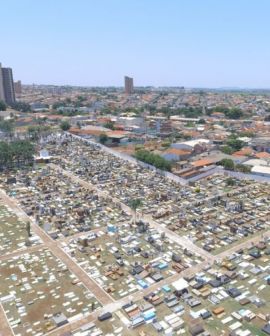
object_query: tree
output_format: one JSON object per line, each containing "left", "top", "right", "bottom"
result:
{"left": 26, "top": 221, "right": 31, "bottom": 237}
{"left": 60, "top": 120, "right": 71, "bottom": 131}
{"left": 0, "top": 140, "right": 34, "bottom": 169}
{"left": 198, "top": 118, "right": 206, "bottom": 124}
{"left": 226, "top": 138, "right": 244, "bottom": 151}
{"left": 99, "top": 133, "right": 108, "bottom": 145}
{"left": 77, "top": 95, "right": 86, "bottom": 102}
{"left": 0, "top": 141, "right": 11, "bottom": 167}
{"left": 219, "top": 158, "right": 234, "bottom": 170}
{"left": 221, "top": 145, "right": 234, "bottom": 155}
{"left": 225, "top": 108, "right": 243, "bottom": 119}
{"left": 226, "top": 177, "right": 236, "bottom": 186}
{"left": 52, "top": 101, "right": 66, "bottom": 110}
{"left": 0, "top": 120, "right": 14, "bottom": 135}
{"left": 129, "top": 199, "right": 143, "bottom": 225}
{"left": 103, "top": 121, "right": 115, "bottom": 130}
{"left": 10, "top": 101, "right": 31, "bottom": 112}
{"left": 195, "top": 186, "right": 201, "bottom": 193}
{"left": 28, "top": 125, "right": 51, "bottom": 140}
{"left": 134, "top": 149, "right": 171, "bottom": 171}
{"left": 0, "top": 100, "right": 7, "bottom": 111}
{"left": 235, "top": 164, "right": 251, "bottom": 173}
{"left": 207, "top": 106, "right": 244, "bottom": 119}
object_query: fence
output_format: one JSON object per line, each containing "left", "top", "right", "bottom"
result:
{"left": 224, "top": 170, "right": 270, "bottom": 184}
{"left": 187, "top": 167, "right": 223, "bottom": 182}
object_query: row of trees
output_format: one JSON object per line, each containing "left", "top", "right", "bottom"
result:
{"left": 207, "top": 106, "right": 244, "bottom": 119}
{"left": 0, "top": 140, "right": 35, "bottom": 169}
{"left": 0, "top": 100, "right": 32, "bottom": 112}
{"left": 27, "top": 125, "right": 52, "bottom": 140}
{"left": 134, "top": 149, "right": 172, "bottom": 171}
{"left": 218, "top": 158, "right": 251, "bottom": 173}
{"left": 10, "top": 101, "right": 31, "bottom": 112}
{"left": 148, "top": 106, "right": 203, "bottom": 118}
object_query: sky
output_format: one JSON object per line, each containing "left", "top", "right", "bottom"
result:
{"left": 1, "top": 0, "right": 270, "bottom": 88}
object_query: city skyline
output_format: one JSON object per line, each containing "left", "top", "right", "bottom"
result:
{"left": 2, "top": 0, "right": 270, "bottom": 88}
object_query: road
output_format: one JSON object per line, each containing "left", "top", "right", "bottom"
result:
{"left": 0, "top": 304, "right": 14, "bottom": 336}
{"left": 0, "top": 243, "right": 44, "bottom": 262}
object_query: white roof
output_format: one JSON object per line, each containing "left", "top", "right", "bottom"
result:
{"left": 251, "top": 165, "right": 270, "bottom": 174}
{"left": 243, "top": 159, "right": 268, "bottom": 167}
{"left": 177, "top": 139, "right": 210, "bottom": 147}
{"left": 172, "top": 278, "right": 188, "bottom": 291}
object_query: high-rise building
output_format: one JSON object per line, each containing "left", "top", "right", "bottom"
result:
{"left": 14, "top": 80, "right": 22, "bottom": 95}
{"left": 0, "top": 63, "right": 16, "bottom": 105}
{"left": 0, "top": 63, "right": 5, "bottom": 102}
{"left": 124, "top": 76, "right": 134, "bottom": 94}
{"left": 2, "top": 67, "right": 15, "bottom": 105}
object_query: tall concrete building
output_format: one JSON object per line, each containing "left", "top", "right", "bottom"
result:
{"left": 2, "top": 67, "right": 15, "bottom": 105}
{"left": 0, "top": 63, "right": 5, "bottom": 102}
{"left": 0, "top": 63, "right": 16, "bottom": 105}
{"left": 124, "top": 76, "right": 134, "bottom": 94}
{"left": 14, "top": 80, "right": 22, "bottom": 95}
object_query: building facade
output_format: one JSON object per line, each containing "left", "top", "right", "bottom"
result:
{"left": 0, "top": 63, "right": 16, "bottom": 105}
{"left": 124, "top": 76, "right": 134, "bottom": 94}
{"left": 0, "top": 63, "right": 5, "bottom": 102}
{"left": 14, "top": 80, "right": 22, "bottom": 95}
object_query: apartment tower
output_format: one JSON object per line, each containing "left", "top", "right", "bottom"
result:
{"left": 124, "top": 76, "right": 134, "bottom": 94}
{"left": 0, "top": 63, "right": 16, "bottom": 105}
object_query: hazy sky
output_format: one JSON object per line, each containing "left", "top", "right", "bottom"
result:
{"left": 2, "top": 0, "right": 270, "bottom": 87}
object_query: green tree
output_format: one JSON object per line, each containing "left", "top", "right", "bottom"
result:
{"left": 226, "top": 177, "right": 236, "bottom": 186}
{"left": 235, "top": 164, "right": 251, "bottom": 173}
{"left": 221, "top": 145, "right": 234, "bottom": 155}
{"left": 134, "top": 149, "right": 171, "bottom": 171}
{"left": 99, "top": 133, "right": 108, "bottom": 144}
{"left": 28, "top": 125, "right": 51, "bottom": 140}
{"left": 0, "top": 100, "right": 7, "bottom": 111}
{"left": 219, "top": 158, "right": 235, "bottom": 170}
{"left": 0, "top": 140, "right": 34, "bottom": 169}
{"left": 0, "top": 120, "right": 14, "bottom": 134}
{"left": 77, "top": 95, "right": 86, "bottom": 102}
{"left": 52, "top": 101, "right": 66, "bottom": 110}
{"left": 103, "top": 121, "right": 115, "bottom": 130}
{"left": 198, "top": 118, "right": 206, "bottom": 124}
{"left": 225, "top": 108, "right": 243, "bottom": 119}
{"left": 0, "top": 141, "right": 12, "bottom": 167}
{"left": 207, "top": 106, "right": 244, "bottom": 119}
{"left": 60, "top": 120, "right": 71, "bottom": 131}
{"left": 10, "top": 101, "right": 31, "bottom": 112}
{"left": 226, "top": 138, "right": 244, "bottom": 151}
{"left": 129, "top": 198, "right": 143, "bottom": 224}
{"left": 26, "top": 221, "right": 31, "bottom": 237}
